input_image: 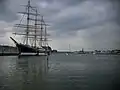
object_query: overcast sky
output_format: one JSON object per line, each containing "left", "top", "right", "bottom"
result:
{"left": 0, "top": 0, "right": 120, "bottom": 51}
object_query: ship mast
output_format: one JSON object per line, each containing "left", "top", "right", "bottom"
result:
{"left": 13, "top": 0, "right": 50, "bottom": 48}
{"left": 26, "top": 0, "right": 30, "bottom": 45}
{"left": 34, "top": 9, "right": 37, "bottom": 47}
{"left": 43, "top": 18, "right": 48, "bottom": 46}
{"left": 44, "top": 24, "right": 47, "bottom": 46}
{"left": 40, "top": 16, "right": 43, "bottom": 47}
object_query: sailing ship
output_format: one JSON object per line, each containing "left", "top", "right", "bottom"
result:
{"left": 10, "top": 0, "right": 52, "bottom": 55}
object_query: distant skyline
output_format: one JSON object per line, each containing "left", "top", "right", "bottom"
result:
{"left": 0, "top": 0, "right": 120, "bottom": 51}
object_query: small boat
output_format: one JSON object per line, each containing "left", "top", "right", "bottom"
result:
{"left": 65, "top": 53, "right": 69, "bottom": 55}
{"left": 93, "top": 52, "right": 96, "bottom": 55}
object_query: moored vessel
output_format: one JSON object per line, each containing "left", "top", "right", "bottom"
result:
{"left": 10, "top": 0, "right": 52, "bottom": 56}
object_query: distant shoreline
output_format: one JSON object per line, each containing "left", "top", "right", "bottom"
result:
{"left": 0, "top": 45, "right": 120, "bottom": 56}
{"left": 0, "top": 52, "right": 120, "bottom": 56}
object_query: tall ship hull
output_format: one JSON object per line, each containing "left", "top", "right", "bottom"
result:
{"left": 10, "top": 37, "right": 51, "bottom": 55}
{"left": 10, "top": 0, "right": 52, "bottom": 55}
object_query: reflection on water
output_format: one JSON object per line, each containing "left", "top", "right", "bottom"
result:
{"left": 0, "top": 56, "right": 48, "bottom": 90}
{"left": 0, "top": 54, "right": 120, "bottom": 90}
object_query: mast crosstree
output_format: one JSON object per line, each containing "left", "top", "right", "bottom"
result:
{"left": 13, "top": 0, "right": 50, "bottom": 48}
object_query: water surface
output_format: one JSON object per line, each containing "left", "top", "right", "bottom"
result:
{"left": 0, "top": 54, "right": 120, "bottom": 90}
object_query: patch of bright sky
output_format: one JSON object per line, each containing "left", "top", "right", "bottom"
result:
{"left": 38, "top": 1, "right": 48, "bottom": 8}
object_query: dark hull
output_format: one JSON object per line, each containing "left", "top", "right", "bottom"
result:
{"left": 10, "top": 37, "right": 51, "bottom": 55}
{"left": 16, "top": 44, "right": 42, "bottom": 53}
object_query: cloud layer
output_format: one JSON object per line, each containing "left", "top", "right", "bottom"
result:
{"left": 0, "top": 0, "right": 120, "bottom": 50}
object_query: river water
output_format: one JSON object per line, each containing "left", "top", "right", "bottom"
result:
{"left": 0, "top": 54, "right": 120, "bottom": 90}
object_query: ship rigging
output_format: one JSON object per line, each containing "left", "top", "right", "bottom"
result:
{"left": 10, "top": 0, "right": 52, "bottom": 55}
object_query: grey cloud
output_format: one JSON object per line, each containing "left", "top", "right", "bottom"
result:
{"left": 0, "top": 0, "right": 7, "bottom": 11}
{"left": 85, "top": 22, "right": 120, "bottom": 49}
{"left": 47, "top": 0, "right": 120, "bottom": 49}
{"left": 0, "top": 0, "right": 120, "bottom": 49}
{"left": 49, "top": 0, "right": 117, "bottom": 32}
{"left": 0, "top": 0, "right": 84, "bottom": 22}
{"left": 0, "top": 0, "right": 18, "bottom": 22}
